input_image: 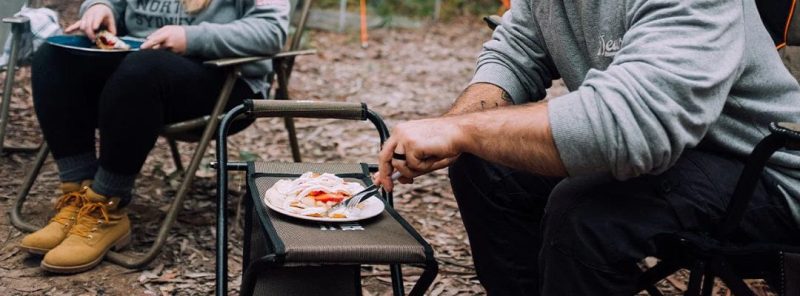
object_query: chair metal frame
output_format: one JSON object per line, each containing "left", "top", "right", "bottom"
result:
{"left": 637, "top": 122, "right": 800, "bottom": 296}
{"left": 9, "top": 0, "right": 314, "bottom": 269}
{"left": 1, "top": 14, "right": 40, "bottom": 154}
{"left": 215, "top": 100, "right": 438, "bottom": 295}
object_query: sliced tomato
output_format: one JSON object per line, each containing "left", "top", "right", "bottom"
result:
{"left": 311, "top": 192, "right": 348, "bottom": 203}
{"left": 308, "top": 190, "right": 325, "bottom": 196}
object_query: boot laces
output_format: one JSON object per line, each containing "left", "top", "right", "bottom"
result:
{"left": 49, "top": 191, "right": 88, "bottom": 225}
{"left": 69, "top": 201, "right": 111, "bottom": 238}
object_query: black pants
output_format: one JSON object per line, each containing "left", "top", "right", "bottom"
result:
{"left": 449, "top": 150, "right": 800, "bottom": 295}
{"left": 32, "top": 44, "right": 254, "bottom": 175}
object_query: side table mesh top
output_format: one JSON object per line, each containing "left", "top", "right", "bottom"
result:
{"left": 248, "top": 161, "right": 428, "bottom": 264}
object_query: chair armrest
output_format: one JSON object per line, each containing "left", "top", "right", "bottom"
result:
{"left": 483, "top": 15, "right": 502, "bottom": 31}
{"left": 3, "top": 16, "right": 30, "bottom": 34}
{"left": 771, "top": 122, "right": 800, "bottom": 149}
{"left": 203, "top": 49, "right": 317, "bottom": 68}
{"left": 245, "top": 99, "right": 366, "bottom": 121}
{"left": 2, "top": 16, "right": 29, "bottom": 24}
{"left": 715, "top": 121, "right": 800, "bottom": 238}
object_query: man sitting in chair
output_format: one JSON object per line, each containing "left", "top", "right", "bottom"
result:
{"left": 19, "top": 0, "right": 288, "bottom": 273}
{"left": 376, "top": 0, "right": 800, "bottom": 294}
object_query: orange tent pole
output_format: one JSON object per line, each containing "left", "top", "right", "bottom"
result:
{"left": 498, "top": 0, "right": 511, "bottom": 14}
{"left": 360, "top": 0, "right": 368, "bottom": 48}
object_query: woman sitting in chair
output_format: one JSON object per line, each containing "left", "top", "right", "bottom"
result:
{"left": 19, "top": 0, "right": 288, "bottom": 273}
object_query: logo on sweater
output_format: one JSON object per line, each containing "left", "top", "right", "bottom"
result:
{"left": 597, "top": 35, "right": 623, "bottom": 57}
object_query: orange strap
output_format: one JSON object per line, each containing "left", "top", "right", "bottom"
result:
{"left": 779, "top": 0, "right": 798, "bottom": 49}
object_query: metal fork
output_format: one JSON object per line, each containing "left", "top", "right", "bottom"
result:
{"left": 341, "top": 171, "right": 401, "bottom": 211}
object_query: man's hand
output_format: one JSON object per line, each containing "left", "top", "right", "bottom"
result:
{"left": 141, "top": 26, "right": 187, "bottom": 54}
{"left": 65, "top": 4, "right": 116, "bottom": 41}
{"left": 376, "top": 117, "right": 467, "bottom": 192}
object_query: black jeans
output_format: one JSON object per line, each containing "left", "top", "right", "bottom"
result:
{"left": 31, "top": 44, "right": 254, "bottom": 175}
{"left": 448, "top": 150, "right": 800, "bottom": 295}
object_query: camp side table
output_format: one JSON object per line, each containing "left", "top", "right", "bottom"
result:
{"left": 241, "top": 162, "right": 437, "bottom": 296}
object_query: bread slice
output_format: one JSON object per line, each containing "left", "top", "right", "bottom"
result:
{"left": 95, "top": 30, "right": 130, "bottom": 50}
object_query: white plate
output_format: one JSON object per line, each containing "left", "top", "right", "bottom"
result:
{"left": 264, "top": 195, "right": 385, "bottom": 222}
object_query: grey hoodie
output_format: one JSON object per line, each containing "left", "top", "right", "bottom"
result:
{"left": 472, "top": 0, "right": 800, "bottom": 225}
{"left": 79, "top": 0, "right": 290, "bottom": 94}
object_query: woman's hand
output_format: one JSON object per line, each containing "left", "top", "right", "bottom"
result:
{"left": 141, "top": 26, "right": 187, "bottom": 54}
{"left": 65, "top": 4, "right": 116, "bottom": 41}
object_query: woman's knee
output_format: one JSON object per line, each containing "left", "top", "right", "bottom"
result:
{"left": 113, "top": 50, "right": 179, "bottom": 81}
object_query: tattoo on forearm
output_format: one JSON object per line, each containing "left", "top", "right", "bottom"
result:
{"left": 501, "top": 90, "right": 513, "bottom": 103}
{"left": 448, "top": 83, "right": 512, "bottom": 115}
{"left": 479, "top": 100, "right": 501, "bottom": 110}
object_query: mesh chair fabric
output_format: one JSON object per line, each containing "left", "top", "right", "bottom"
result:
{"left": 249, "top": 161, "right": 427, "bottom": 264}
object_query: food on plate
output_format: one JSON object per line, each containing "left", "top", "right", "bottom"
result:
{"left": 264, "top": 172, "right": 366, "bottom": 219}
{"left": 95, "top": 30, "right": 130, "bottom": 50}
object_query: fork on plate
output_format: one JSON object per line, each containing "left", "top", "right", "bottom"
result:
{"left": 339, "top": 171, "right": 402, "bottom": 211}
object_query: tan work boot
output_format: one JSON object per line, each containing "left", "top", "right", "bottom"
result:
{"left": 19, "top": 180, "right": 92, "bottom": 254}
{"left": 41, "top": 187, "right": 131, "bottom": 273}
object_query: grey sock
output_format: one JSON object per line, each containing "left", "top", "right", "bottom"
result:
{"left": 55, "top": 152, "right": 97, "bottom": 183}
{"left": 92, "top": 167, "right": 135, "bottom": 206}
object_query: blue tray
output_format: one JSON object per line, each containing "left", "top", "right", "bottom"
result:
{"left": 46, "top": 35, "right": 144, "bottom": 55}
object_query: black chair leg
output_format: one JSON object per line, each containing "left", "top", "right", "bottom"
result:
{"left": 700, "top": 264, "right": 715, "bottom": 296}
{"left": 167, "top": 138, "right": 185, "bottom": 172}
{"left": 645, "top": 286, "right": 664, "bottom": 296}
{"left": 390, "top": 264, "right": 404, "bottom": 296}
{"left": 408, "top": 260, "right": 438, "bottom": 296}
{"left": 716, "top": 262, "right": 756, "bottom": 296}
{"left": 637, "top": 261, "right": 681, "bottom": 294}
{"left": 686, "top": 261, "right": 705, "bottom": 296}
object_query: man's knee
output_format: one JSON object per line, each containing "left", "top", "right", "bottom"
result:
{"left": 542, "top": 176, "right": 672, "bottom": 271}
{"left": 448, "top": 153, "right": 493, "bottom": 191}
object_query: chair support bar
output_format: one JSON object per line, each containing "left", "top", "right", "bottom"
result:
{"left": 0, "top": 17, "right": 30, "bottom": 154}
{"left": 203, "top": 49, "right": 317, "bottom": 68}
{"left": 714, "top": 132, "right": 787, "bottom": 239}
{"left": 10, "top": 143, "right": 50, "bottom": 232}
{"left": 215, "top": 103, "right": 249, "bottom": 295}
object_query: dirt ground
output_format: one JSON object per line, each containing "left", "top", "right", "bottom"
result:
{"left": 0, "top": 1, "right": 791, "bottom": 296}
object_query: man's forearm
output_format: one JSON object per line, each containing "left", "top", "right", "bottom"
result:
{"left": 446, "top": 83, "right": 514, "bottom": 116}
{"left": 452, "top": 101, "right": 567, "bottom": 176}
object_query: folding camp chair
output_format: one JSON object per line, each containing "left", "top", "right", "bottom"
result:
{"left": 10, "top": 0, "right": 315, "bottom": 269}
{"left": 0, "top": 0, "right": 39, "bottom": 154}
{"left": 637, "top": 3, "right": 800, "bottom": 295}
{"left": 636, "top": 122, "right": 800, "bottom": 296}
{"left": 214, "top": 100, "right": 438, "bottom": 295}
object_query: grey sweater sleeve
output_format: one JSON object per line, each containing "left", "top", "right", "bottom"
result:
{"left": 470, "top": 0, "right": 557, "bottom": 103}
{"left": 183, "top": 1, "right": 289, "bottom": 58}
{"left": 80, "top": 0, "right": 126, "bottom": 28}
{"left": 548, "top": 0, "right": 745, "bottom": 179}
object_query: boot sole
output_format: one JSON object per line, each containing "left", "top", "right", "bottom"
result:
{"left": 40, "top": 231, "right": 131, "bottom": 274}
{"left": 18, "top": 244, "right": 50, "bottom": 255}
